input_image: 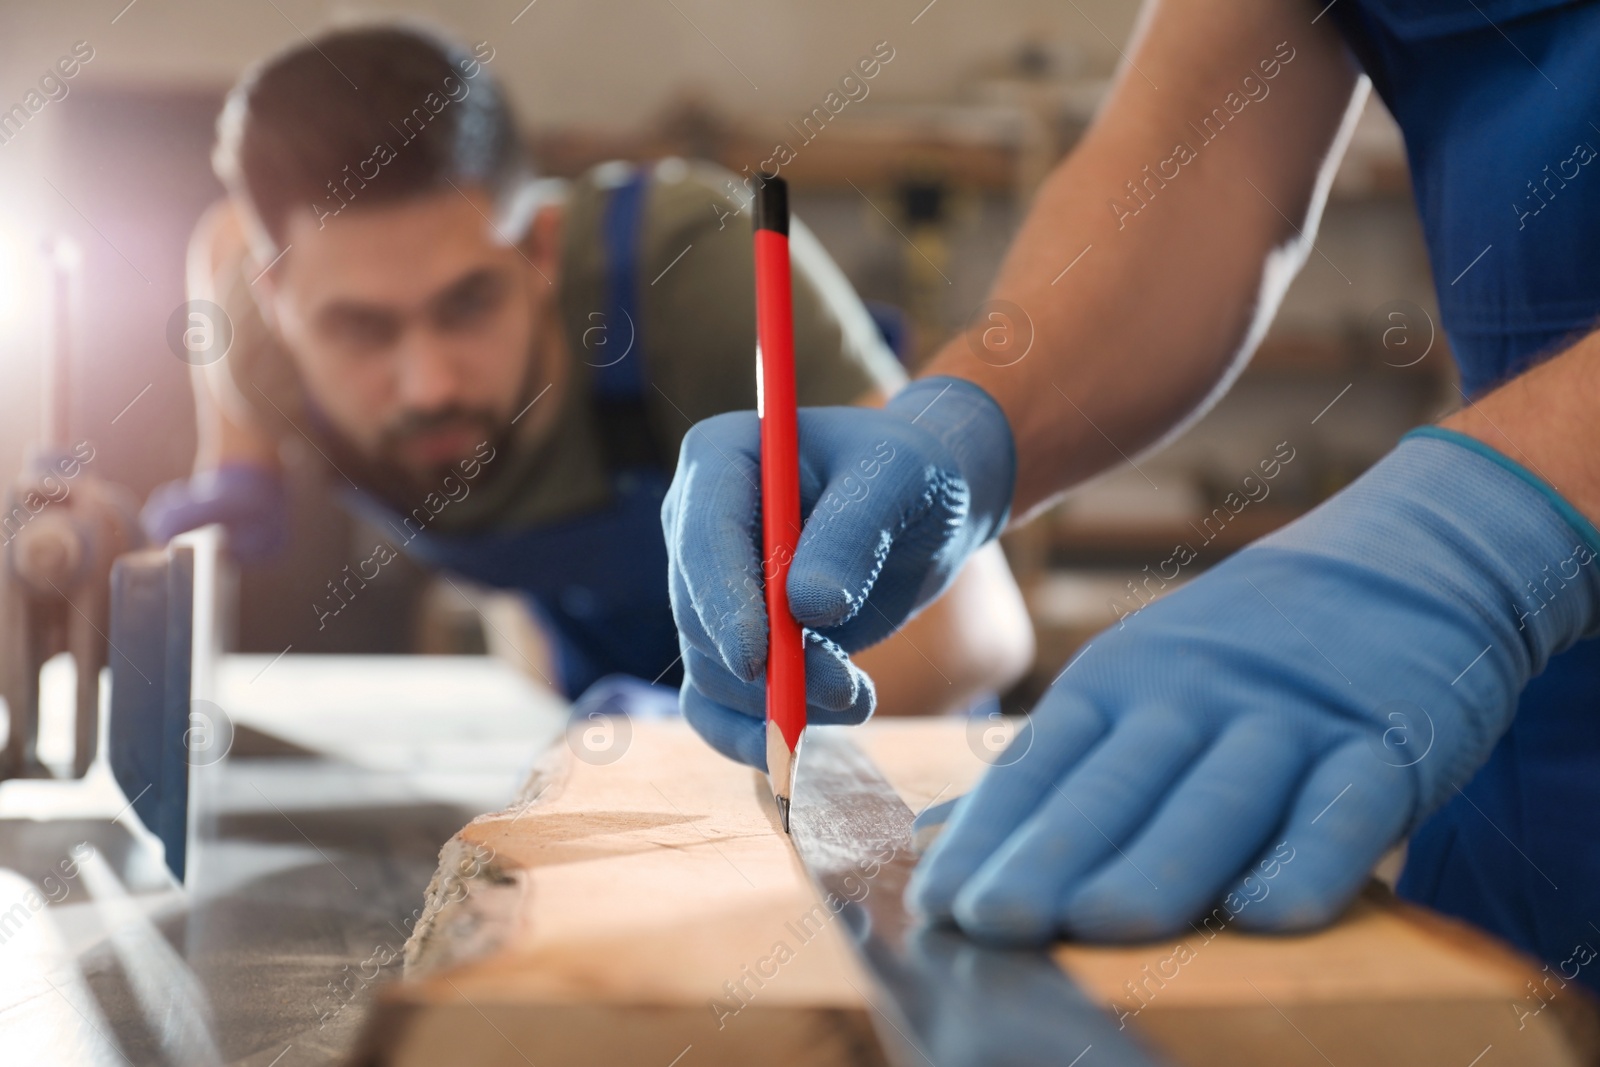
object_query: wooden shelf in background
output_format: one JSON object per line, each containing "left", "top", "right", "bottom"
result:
{"left": 1249, "top": 332, "right": 1454, "bottom": 380}
{"left": 529, "top": 128, "right": 1020, "bottom": 191}
{"left": 1048, "top": 506, "right": 1303, "bottom": 565}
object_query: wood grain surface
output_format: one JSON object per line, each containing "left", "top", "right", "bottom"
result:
{"left": 350, "top": 718, "right": 1599, "bottom": 1067}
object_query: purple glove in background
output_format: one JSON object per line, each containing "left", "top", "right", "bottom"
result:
{"left": 141, "top": 462, "right": 289, "bottom": 564}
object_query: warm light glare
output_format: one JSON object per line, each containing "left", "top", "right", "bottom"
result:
{"left": 48, "top": 236, "right": 81, "bottom": 273}
{"left": 0, "top": 226, "right": 34, "bottom": 329}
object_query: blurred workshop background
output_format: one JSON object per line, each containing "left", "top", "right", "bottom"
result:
{"left": 0, "top": 0, "right": 1452, "bottom": 709}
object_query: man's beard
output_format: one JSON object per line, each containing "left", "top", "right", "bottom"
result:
{"left": 371, "top": 333, "right": 545, "bottom": 496}
{"left": 377, "top": 405, "right": 506, "bottom": 488}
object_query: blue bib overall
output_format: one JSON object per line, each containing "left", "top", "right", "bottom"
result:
{"left": 353, "top": 168, "right": 682, "bottom": 699}
{"left": 1330, "top": 0, "right": 1600, "bottom": 988}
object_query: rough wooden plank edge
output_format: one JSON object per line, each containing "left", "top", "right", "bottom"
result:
{"left": 1391, "top": 899, "right": 1600, "bottom": 1064}
{"left": 403, "top": 742, "right": 574, "bottom": 978}
{"left": 347, "top": 999, "right": 890, "bottom": 1067}
{"left": 370, "top": 719, "right": 1600, "bottom": 1067}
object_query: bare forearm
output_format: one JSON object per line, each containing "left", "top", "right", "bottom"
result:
{"left": 1442, "top": 330, "right": 1600, "bottom": 525}
{"left": 858, "top": 542, "right": 1034, "bottom": 716}
{"left": 188, "top": 200, "right": 281, "bottom": 474}
{"left": 193, "top": 373, "right": 280, "bottom": 473}
{"left": 923, "top": 0, "right": 1362, "bottom": 517}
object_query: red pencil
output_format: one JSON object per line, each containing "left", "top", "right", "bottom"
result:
{"left": 753, "top": 175, "right": 806, "bottom": 833}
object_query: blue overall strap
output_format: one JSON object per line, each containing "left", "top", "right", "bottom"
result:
{"left": 596, "top": 166, "right": 650, "bottom": 402}
{"left": 1328, "top": 0, "right": 1600, "bottom": 994}
{"left": 592, "top": 164, "right": 666, "bottom": 473}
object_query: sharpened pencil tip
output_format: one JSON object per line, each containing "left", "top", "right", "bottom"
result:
{"left": 776, "top": 794, "right": 791, "bottom": 833}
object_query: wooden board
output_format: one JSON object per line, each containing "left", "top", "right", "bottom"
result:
{"left": 349, "top": 719, "right": 1600, "bottom": 1067}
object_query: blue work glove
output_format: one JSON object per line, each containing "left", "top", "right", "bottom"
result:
{"left": 662, "top": 376, "right": 1015, "bottom": 767}
{"left": 908, "top": 428, "right": 1600, "bottom": 944}
{"left": 141, "top": 462, "right": 289, "bottom": 564}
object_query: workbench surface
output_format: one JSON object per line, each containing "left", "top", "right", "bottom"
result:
{"left": 368, "top": 717, "right": 1600, "bottom": 1067}
{"left": 0, "top": 654, "right": 566, "bottom": 1066}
